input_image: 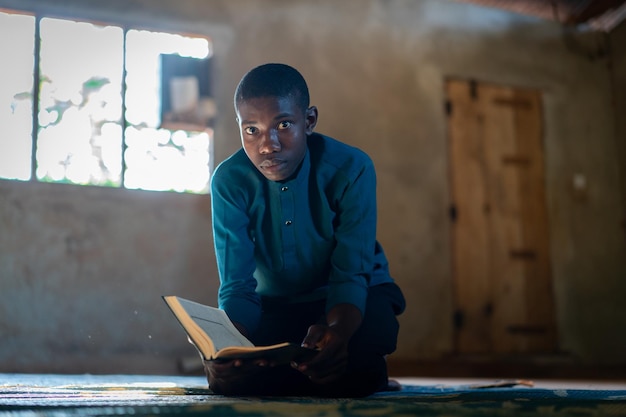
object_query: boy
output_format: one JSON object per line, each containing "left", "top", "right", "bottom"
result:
{"left": 207, "top": 63, "right": 405, "bottom": 397}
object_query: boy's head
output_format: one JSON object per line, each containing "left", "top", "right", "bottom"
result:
{"left": 234, "top": 63, "right": 310, "bottom": 114}
{"left": 233, "top": 63, "right": 318, "bottom": 182}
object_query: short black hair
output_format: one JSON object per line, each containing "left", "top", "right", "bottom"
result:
{"left": 234, "top": 63, "right": 310, "bottom": 113}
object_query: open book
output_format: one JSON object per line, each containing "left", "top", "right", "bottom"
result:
{"left": 162, "top": 296, "right": 318, "bottom": 364}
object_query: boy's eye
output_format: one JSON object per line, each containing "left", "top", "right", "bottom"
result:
{"left": 244, "top": 126, "right": 257, "bottom": 134}
{"left": 278, "top": 121, "right": 292, "bottom": 130}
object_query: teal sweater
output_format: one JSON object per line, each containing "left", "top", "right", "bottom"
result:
{"left": 211, "top": 133, "right": 393, "bottom": 334}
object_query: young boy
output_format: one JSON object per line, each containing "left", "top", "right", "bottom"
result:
{"left": 207, "top": 63, "right": 405, "bottom": 397}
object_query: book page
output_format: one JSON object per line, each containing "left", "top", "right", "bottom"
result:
{"left": 175, "top": 297, "right": 254, "bottom": 352}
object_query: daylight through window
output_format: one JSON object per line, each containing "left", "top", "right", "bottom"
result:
{"left": 0, "top": 10, "right": 213, "bottom": 193}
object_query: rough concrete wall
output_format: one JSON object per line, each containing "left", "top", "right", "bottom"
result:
{"left": 0, "top": 180, "right": 216, "bottom": 373}
{"left": 0, "top": 0, "right": 625, "bottom": 374}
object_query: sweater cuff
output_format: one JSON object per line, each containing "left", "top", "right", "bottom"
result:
{"left": 326, "top": 281, "right": 368, "bottom": 316}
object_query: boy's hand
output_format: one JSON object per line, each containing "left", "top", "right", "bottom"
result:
{"left": 294, "top": 303, "right": 362, "bottom": 384}
{"left": 204, "top": 358, "right": 271, "bottom": 395}
{"left": 293, "top": 324, "right": 349, "bottom": 383}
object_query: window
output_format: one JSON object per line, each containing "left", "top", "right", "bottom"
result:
{"left": 0, "top": 10, "right": 213, "bottom": 193}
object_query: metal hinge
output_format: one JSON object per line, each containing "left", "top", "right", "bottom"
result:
{"left": 445, "top": 100, "right": 452, "bottom": 116}
{"left": 470, "top": 79, "right": 478, "bottom": 99}
{"left": 453, "top": 309, "right": 464, "bottom": 329}
{"left": 449, "top": 204, "right": 458, "bottom": 222}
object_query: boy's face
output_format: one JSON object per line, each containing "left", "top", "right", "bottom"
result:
{"left": 236, "top": 95, "right": 317, "bottom": 182}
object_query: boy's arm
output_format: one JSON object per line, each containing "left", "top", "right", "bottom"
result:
{"left": 211, "top": 171, "right": 261, "bottom": 335}
{"left": 295, "top": 154, "right": 378, "bottom": 384}
{"left": 326, "top": 156, "right": 378, "bottom": 316}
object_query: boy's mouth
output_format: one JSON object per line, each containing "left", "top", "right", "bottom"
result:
{"left": 260, "top": 159, "right": 285, "bottom": 168}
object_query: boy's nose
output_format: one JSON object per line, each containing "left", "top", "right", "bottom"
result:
{"left": 259, "top": 131, "right": 281, "bottom": 154}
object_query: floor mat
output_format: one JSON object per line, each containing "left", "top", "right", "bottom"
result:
{"left": 1, "top": 374, "right": 625, "bottom": 416}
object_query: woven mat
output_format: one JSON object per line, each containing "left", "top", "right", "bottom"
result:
{"left": 1, "top": 374, "right": 625, "bottom": 416}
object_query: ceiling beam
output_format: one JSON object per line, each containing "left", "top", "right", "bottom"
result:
{"left": 564, "top": 0, "right": 626, "bottom": 24}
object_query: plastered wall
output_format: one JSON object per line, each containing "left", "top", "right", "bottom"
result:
{"left": 0, "top": 181, "right": 216, "bottom": 373}
{"left": 0, "top": 0, "right": 624, "bottom": 374}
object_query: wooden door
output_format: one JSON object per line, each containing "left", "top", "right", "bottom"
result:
{"left": 447, "top": 79, "right": 557, "bottom": 355}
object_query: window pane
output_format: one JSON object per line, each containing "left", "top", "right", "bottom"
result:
{"left": 124, "top": 127, "right": 212, "bottom": 193}
{"left": 125, "top": 29, "right": 211, "bottom": 193}
{"left": 37, "top": 17, "right": 123, "bottom": 186}
{"left": 0, "top": 11, "right": 35, "bottom": 180}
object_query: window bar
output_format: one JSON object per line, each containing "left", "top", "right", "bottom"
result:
{"left": 30, "top": 14, "right": 42, "bottom": 182}
{"left": 120, "top": 27, "right": 129, "bottom": 188}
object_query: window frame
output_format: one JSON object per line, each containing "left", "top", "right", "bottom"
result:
{"left": 1, "top": 7, "right": 214, "bottom": 194}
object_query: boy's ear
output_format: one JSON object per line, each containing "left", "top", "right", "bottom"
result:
{"left": 305, "top": 106, "right": 318, "bottom": 135}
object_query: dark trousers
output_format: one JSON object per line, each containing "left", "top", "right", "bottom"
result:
{"left": 240, "top": 283, "right": 405, "bottom": 397}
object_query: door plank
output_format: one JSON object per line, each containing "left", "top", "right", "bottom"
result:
{"left": 481, "top": 84, "right": 527, "bottom": 353}
{"left": 448, "top": 79, "right": 492, "bottom": 353}
{"left": 512, "top": 89, "right": 558, "bottom": 352}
